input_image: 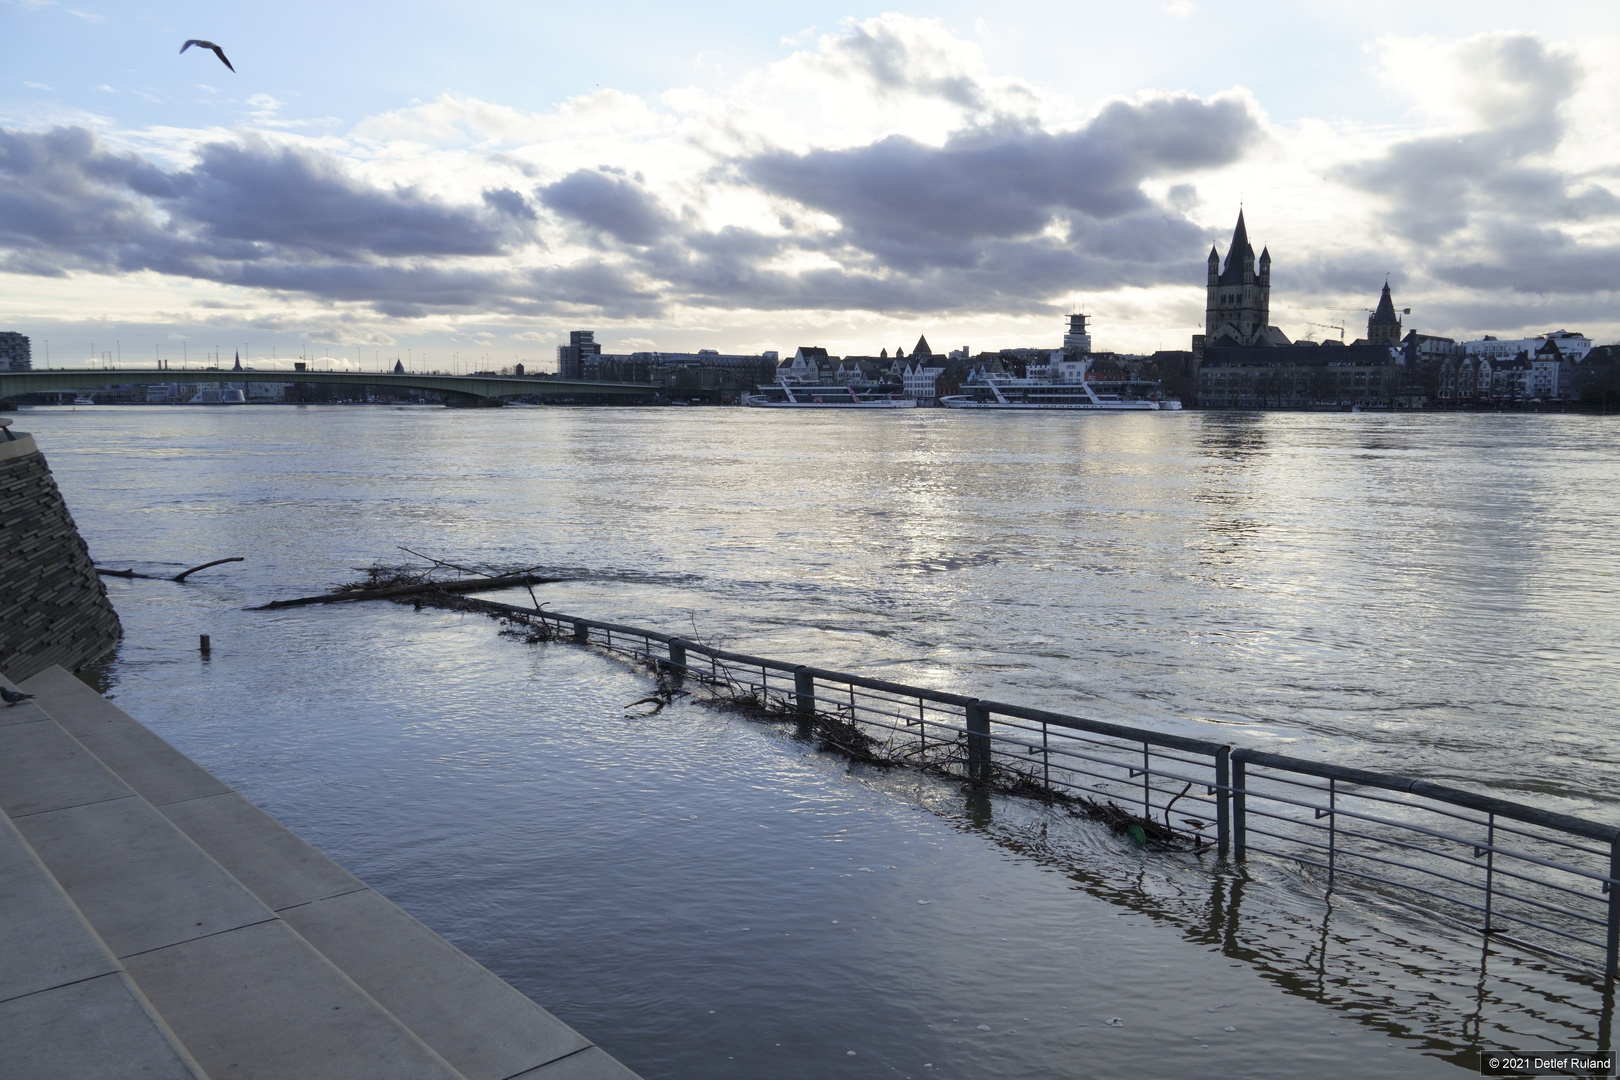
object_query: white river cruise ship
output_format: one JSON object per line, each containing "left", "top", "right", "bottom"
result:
{"left": 938, "top": 314, "right": 1181, "bottom": 412}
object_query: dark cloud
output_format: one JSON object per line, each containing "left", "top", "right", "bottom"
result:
{"left": 747, "top": 94, "right": 1258, "bottom": 261}
{"left": 178, "top": 138, "right": 519, "bottom": 258}
{"left": 482, "top": 186, "right": 536, "bottom": 220}
{"left": 0, "top": 125, "right": 553, "bottom": 312}
{"left": 538, "top": 169, "right": 674, "bottom": 246}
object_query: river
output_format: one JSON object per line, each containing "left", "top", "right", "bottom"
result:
{"left": 16, "top": 404, "right": 1620, "bottom": 1077}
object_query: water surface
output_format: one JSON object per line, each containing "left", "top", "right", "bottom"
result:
{"left": 17, "top": 404, "right": 1620, "bottom": 1076}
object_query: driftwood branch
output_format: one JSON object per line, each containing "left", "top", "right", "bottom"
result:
{"left": 96, "top": 556, "right": 245, "bottom": 582}
{"left": 173, "top": 557, "right": 245, "bottom": 582}
{"left": 397, "top": 546, "right": 544, "bottom": 581}
{"left": 251, "top": 573, "right": 559, "bottom": 611}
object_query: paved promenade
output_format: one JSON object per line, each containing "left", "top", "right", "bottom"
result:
{"left": 0, "top": 664, "right": 641, "bottom": 1080}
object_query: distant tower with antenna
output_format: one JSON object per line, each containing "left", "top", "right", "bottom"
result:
{"left": 1063, "top": 312, "right": 1092, "bottom": 356}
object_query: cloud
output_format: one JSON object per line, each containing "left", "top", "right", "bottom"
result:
{"left": 0, "top": 126, "right": 547, "bottom": 307}
{"left": 3, "top": 16, "right": 1618, "bottom": 348}
{"left": 539, "top": 168, "right": 674, "bottom": 245}
{"left": 748, "top": 92, "right": 1258, "bottom": 255}
{"left": 1342, "top": 32, "right": 1620, "bottom": 298}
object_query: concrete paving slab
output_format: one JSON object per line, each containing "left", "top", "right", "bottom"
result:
{"left": 0, "top": 674, "right": 51, "bottom": 729}
{"left": 282, "top": 887, "right": 591, "bottom": 1080}
{"left": 19, "top": 666, "right": 230, "bottom": 807}
{"left": 124, "top": 918, "right": 464, "bottom": 1080}
{"left": 0, "top": 811, "right": 118, "bottom": 1004}
{"left": 14, "top": 795, "right": 273, "bottom": 958}
{"left": 160, "top": 790, "right": 366, "bottom": 912}
{"left": 0, "top": 972, "right": 201, "bottom": 1080}
{"left": 510, "top": 1046, "right": 643, "bottom": 1080}
{"left": 0, "top": 718, "right": 133, "bottom": 818}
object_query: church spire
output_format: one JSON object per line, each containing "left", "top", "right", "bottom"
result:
{"left": 1372, "top": 280, "right": 1398, "bottom": 323}
{"left": 1230, "top": 209, "right": 1249, "bottom": 256}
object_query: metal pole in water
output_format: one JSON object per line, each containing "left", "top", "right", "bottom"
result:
{"left": 966, "top": 701, "right": 991, "bottom": 782}
{"left": 794, "top": 668, "right": 815, "bottom": 716}
{"left": 199, "top": 634, "right": 210, "bottom": 655}
{"left": 1215, "top": 746, "right": 1231, "bottom": 859}
{"left": 1483, "top": 814, "right": 1496, "bottom": 938}
{"left": 1327, "top": 778, "right": 1337, "bottom": 891}
{"left": 1606, "top": 835, "right": 1619, "bottom": 981}
{"left": 667, "top": 639, "right": 686, "bottom": 687}
{"left": 1042, "top": 721, "right": 1050, "bottom": 795}
{"left": 572, "top": 619, "right": 589, "bottom": 645}
{"left": 1143, "top": 743, "right": 1151, "bottom": 822}
{"left": 1233, "top": 757, "right": 1247, "bottom": 862}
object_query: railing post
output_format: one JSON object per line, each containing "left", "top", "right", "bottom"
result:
{"left": 1233, "top": 755, "right": 1247, "bottom": 862}
{"left": 1482, "top": 814, "right": 1495, "bottom": 937}
{"left": 572, "top": 618, "right": 589, "bottom": 644}
{"left": 1607, "top": 835, "right": 1619, "bottom": 982}
{"left": 966, "top": 700, "right": 991, "bottom": 782}
{"left": 1327, "top": 778, "right": 1337, "bottom": 891}
{"left": 794, "top": 667, "right": 815, "bottom": 716}
{"left": 1215, "top": 746, "right": 1231, "bottom": 859}
{"left": 1142, "top": 743, "right": 1151, "bottom": 822}
{"left": 667, "top": 639, "right": 687, "bottom": 687}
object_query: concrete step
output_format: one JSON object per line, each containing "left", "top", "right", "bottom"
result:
{"left": 0, "top": 800, "right": 204, "bottom": 1080}
{"left": 15, "top": 666, "right": 640, "bottom": 1080}
{"left": 0, "top": 670, "right": 467, "bottom": 1080}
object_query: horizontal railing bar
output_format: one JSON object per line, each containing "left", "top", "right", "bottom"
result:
{"left": 1235, "top": 790, "right": 1618, "bottom": 886}
{"left": 1241, "top": 774, "right": 1616, "bottom": 858}
{"left": 982, "top": 700, "right": 1228, "bottom": 757}
{"left": 1325, "top": 825, "right": 1606, "bottom": 905}
{"left": 1245, "top": 825, "right": 1608, "bottom": 927}
{"left": 1239, "top": 844, "right": 1610, "bottom": 952}
{"left": 1246, "top": 808, "right": 1608, "bottom": 898}
{"left": 1234, "top": 749, "right": 1620, "bottom": 842}
{"left": 1324, "top": 822, "right": 1607, "bottom": 902}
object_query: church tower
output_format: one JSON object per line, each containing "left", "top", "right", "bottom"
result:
{"left": 1204, "top": 210, "right": 1276, "bottom": 348}
{"left": 1367, "top": 281, "right": 1404, "bottom": 347}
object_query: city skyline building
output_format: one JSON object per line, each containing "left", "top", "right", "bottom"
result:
{"left": 0, "top": 332, "right": 32, "bottom": 371}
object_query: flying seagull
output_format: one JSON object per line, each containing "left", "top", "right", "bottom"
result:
{"left": 180, "top": 39, "right": 235, "bottom": 72}
{"left": 1, "top": 687, "right": 35, "bottom": 706}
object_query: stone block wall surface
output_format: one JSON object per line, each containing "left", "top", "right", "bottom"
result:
{"left": 0, "top": 432, "right": 122, "bottom": 681}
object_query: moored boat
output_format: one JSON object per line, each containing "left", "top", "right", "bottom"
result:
{"left": 938, "top": 313, "right": 1181, "bottom": 411}
{"left": 744, "top": 380, "right": 917, "bottom": 409}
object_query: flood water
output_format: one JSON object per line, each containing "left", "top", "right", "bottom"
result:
{"left": 15, "top": 404, "right": 1620, "bottom": 1077}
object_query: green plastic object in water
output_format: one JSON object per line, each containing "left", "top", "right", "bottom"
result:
{"left": 1127, "top": 824, "right": 1147, "bottom": 848}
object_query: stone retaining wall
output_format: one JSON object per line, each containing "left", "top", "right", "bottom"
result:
{"left": 0, "top": 428, "right": 121, "bottom": 681}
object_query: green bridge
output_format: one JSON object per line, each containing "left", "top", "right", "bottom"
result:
{"left": 0, "top": 368, "right": 656, "bottom": 405}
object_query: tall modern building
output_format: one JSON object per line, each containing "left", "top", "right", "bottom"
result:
{"left": 556, "top": 331, "right": 600, "bottom": 378}
{"left": 0, "top": 332, "right": 32, "bottom": 371}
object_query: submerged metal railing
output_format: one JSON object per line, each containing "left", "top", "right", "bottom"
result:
{"left": 1232, "top": 750, "right": 1620, "bottom": 980}
{"left": 472, "top": 601, "right": 1620, "bottom": 980}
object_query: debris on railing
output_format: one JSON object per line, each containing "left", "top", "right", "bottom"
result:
{"left": 252, "top": 559, "right": 1619, "bottom": 980}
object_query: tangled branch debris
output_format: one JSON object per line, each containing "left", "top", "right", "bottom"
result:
{"left": 249, "top": 555, "right": 560, "bottom": 610}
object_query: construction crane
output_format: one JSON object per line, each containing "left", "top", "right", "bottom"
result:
{"left": 1307, "top": 322, "right": 1345, "bottom": 341}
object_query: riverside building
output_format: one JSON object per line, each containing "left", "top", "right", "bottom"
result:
{"left": 1195, "top": 211, "right": 1412, "bottom": 409}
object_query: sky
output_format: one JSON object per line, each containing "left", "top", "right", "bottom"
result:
{"left": 2, "top": 0, "right": 1619, "bottom": 370}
